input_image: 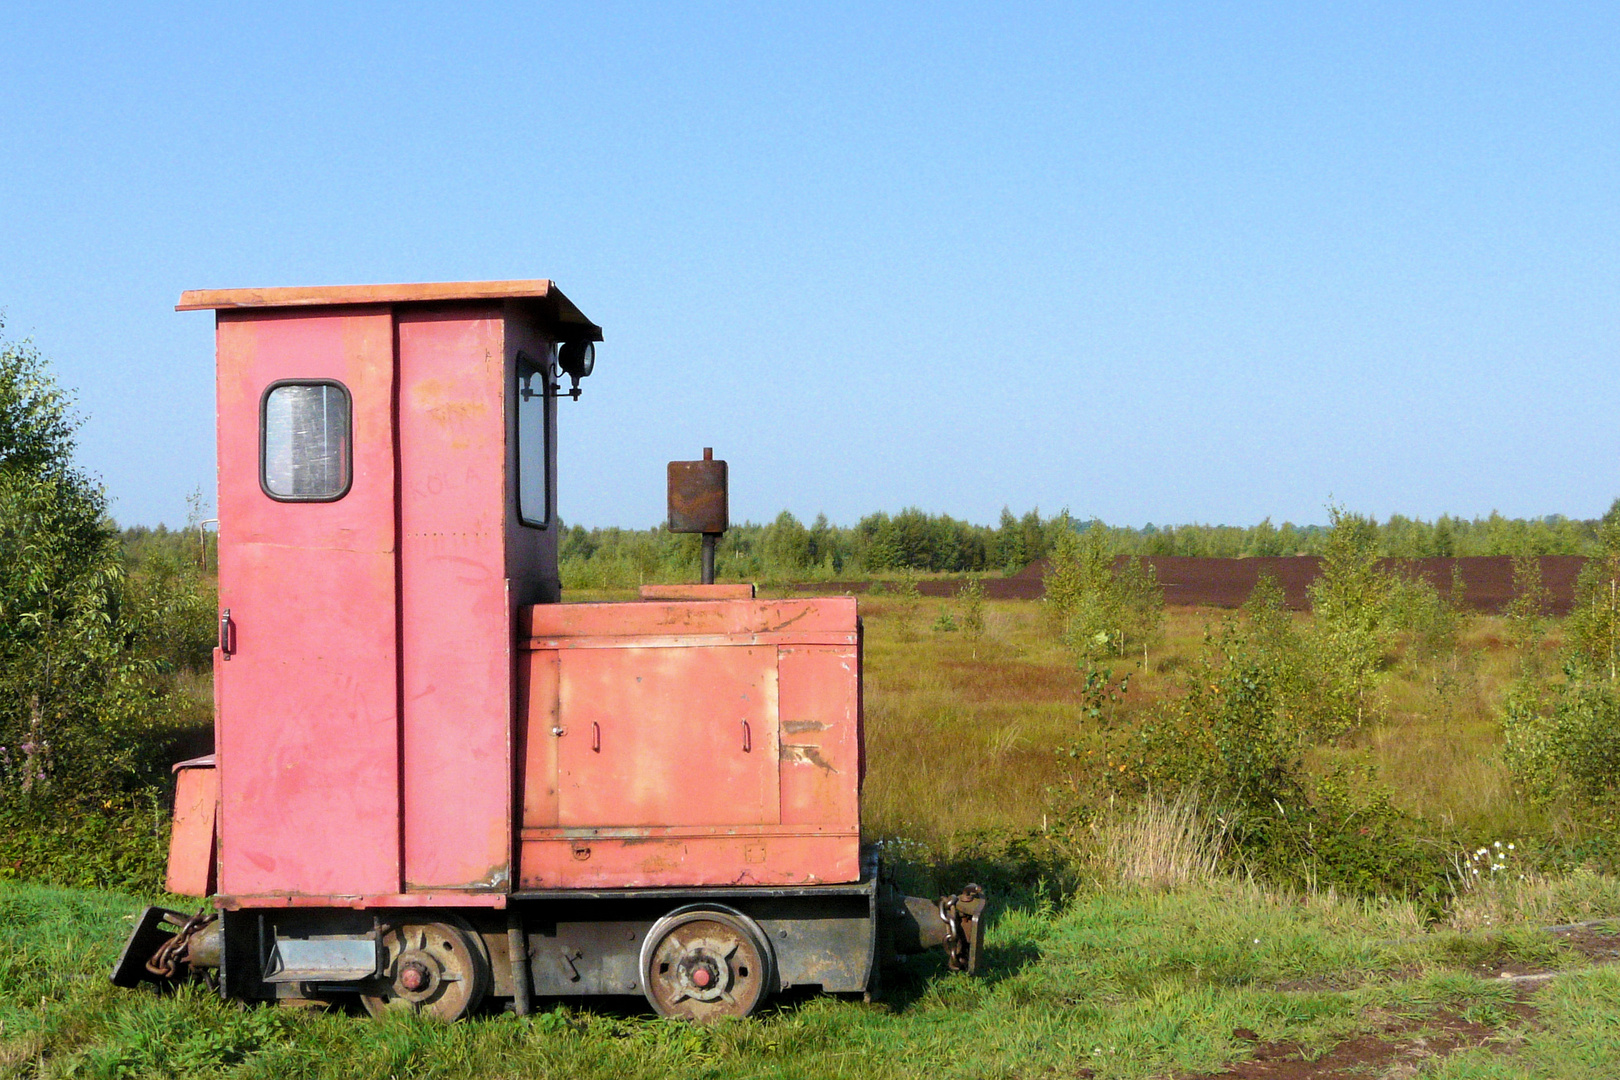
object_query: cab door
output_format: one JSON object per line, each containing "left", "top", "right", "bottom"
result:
{"left": 213, "top": 309, "right": 400, "bottom": 898}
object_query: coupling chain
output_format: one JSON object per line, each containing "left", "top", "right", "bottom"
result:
{"left": 145, "top": 908, "right": 216, "bottom": 979}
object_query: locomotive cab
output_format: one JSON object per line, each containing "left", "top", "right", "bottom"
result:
{"left": 113, "top": 280, "right": 982, "bottom": 1021}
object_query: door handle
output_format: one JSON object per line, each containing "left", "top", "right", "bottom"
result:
{"left": 742, "top": 720, "right": 751, "bottom": 753}
{"left": 218, "top": 609, "right": 234, "bottom": 658}
{"left": 591, "top": 722, "right": 600, "bottom": 753}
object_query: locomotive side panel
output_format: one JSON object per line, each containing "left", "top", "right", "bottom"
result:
{"left": 516, "top": 597, "right": 862, "bottom": 889}
{"left": 518, "top": 649, "right": 562, "bottom": 828}
{"left": 777, "top": 644, "right": 861, "bottom": 829}
{"left": 555, "top": 644, "right": 780, "bottom": 828}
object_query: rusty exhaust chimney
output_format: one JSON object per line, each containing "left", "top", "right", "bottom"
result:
{"left": 667, "top": 448, "right": 728, "bottom": 584}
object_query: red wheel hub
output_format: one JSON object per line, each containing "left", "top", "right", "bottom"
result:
{"left": 399, "top": 961, "right": 430, "bottom": 992}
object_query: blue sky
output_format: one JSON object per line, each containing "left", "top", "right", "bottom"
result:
{"left": 2, "top": 2, "right": 1617, "bottom": 529}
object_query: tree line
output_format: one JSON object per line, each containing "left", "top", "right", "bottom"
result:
{"left": 557, "top": 505, "right": 1620, "bottom": 588}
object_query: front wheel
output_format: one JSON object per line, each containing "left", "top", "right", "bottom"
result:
{"left": 639, "top": 906, "right": 774, "bottom": 1021}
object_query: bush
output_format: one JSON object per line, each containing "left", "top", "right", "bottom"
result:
{"left": 1042, "top": 519, "right": 1163, "bottom": 666}
{"left": 0, "top": 412, "right": 132, "bottom": 797}
{"left": 1306, "top": 507, "right": 1397, "bottom": 735}
{"left": 0, "top": 325, "right": 207, "bottom": 820}
{"left": 124, "top": 546, "right": 217, "bottom": 672}
{"left": 1115, "top": 555, "right": 1165, "bottom": 665}
{"left": 1565, "top": 501, "right": 1620, "bottom": 681}
{"left": 1387, "top": 571, "right": 1464, "bottom": 667}
{"left": 1300, "top": 764, "right": 1445, "bottom": 900}
{"left": 1042, "top": 520, "right": 1110, "bottom": 648}
{"left": 1502, "top": 676, "right": 1620, "bottom": 811}
{"left": 958, "top": 576, "right": 986, "bottom": 643}
{"left": 894, "top": 567, "right": 922, "bottom": 642}
{"left": 0, "top": 795, "right": 169, "bottom": 892}
{"left": 1504, "top": 507, "right": 1620, "bottom": 820}
{"left": 1128, "top": 592, "right": 1309, "bottom": 822}
{"left": 1072, "top": 575, "right": 1445, "bottom": 899}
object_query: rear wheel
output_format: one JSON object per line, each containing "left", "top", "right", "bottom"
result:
{"left": 359, "top": 915, "right": 490, "bottom": 1021}
{"left": 639, "top": 906, "right": 774, "bottom": 1021}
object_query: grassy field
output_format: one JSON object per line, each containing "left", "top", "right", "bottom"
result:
{"left": 855, "top": 593, "right": 1542, "bottom": 849}
{"left": 6, "top": 592, "right": 1620, "bottom": 1077}
{"left": 6, "top": 875, "right": 1620, "bottom": 1079}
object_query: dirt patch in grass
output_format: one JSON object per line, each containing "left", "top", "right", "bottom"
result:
{"left": 1450, "top": 925, "right": 1620, "bottom": 980}
{"left": 1183, "top": 938, "right": 1620, "bottom": 1080}
{"left": 1180, "top": 1006, "right": 1535, "bottom": 1079}
{"left": 1547, "top": 923, "right": 1620, "bottom": 963}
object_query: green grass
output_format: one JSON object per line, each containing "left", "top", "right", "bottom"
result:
{"left": 4, "top": 877, "right": 1617, "bottom": 1078}
{"left": 1429, "top": 967, "right": 1620, "bottom": 1078}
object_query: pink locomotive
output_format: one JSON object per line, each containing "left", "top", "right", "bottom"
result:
{"left": 113, "top": 280, "right": 983, "bottom": 1020}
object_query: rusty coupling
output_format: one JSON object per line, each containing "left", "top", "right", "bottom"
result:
{"left": 883, "top": 880, "right": 989, "bottom": 975}
{"left": 940, "top": 884, "right": 987, "bottom": 973}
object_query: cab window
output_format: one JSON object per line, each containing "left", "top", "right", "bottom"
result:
{"left": 261, "top": 381, "right": 351, "bottom": 501}
{"left": 516, "top": 354, "right": 551, "bottom": 527}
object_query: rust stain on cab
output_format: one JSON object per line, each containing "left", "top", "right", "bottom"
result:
{"left": 780, "top": 743, "right": 837, "bottom": 773}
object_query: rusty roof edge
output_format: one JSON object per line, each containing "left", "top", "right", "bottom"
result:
{"left": 175, "top": 279, "right": 559, "bottom": 310}
{"left": 177, "top": 279, "right": 601, "bottom": 339}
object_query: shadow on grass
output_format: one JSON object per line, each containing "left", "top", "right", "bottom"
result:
{"left": 866, "top": 932, "right": 1044, "bottom": 1013}
{"left": 850, "top": 829, "right": 1075, "bottom": 1012}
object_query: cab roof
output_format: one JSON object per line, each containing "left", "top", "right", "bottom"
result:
{"left": 177, "top": 279, "right": 601, "bottom": 341}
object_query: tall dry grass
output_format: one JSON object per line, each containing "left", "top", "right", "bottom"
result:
{"left": 858, "top": 597, "right": 1091, "bottom": 847}
{"left": 1448, "top": 867, "right": 1620, "bottom": 931}
{"left": 1093, "top": 792, "right": 1225, "bottom": 890}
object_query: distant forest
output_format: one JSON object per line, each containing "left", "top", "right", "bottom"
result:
{"left": 119, "top": 504, "right": 1620, "bottom": 590}
{"left": 548, "top": 505, "right": 1620, "bottom": 588}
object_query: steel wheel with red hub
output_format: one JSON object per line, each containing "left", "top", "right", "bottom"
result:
{"left": 639, "top": 906, "right": 775, "bottom": 1021}
{"left": 360, "top": 915, "right": 491, "bottom": 1021}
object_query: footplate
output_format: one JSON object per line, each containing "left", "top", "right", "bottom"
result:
{"left": 111, "top": 906, "right": 189, "bottom": 988}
